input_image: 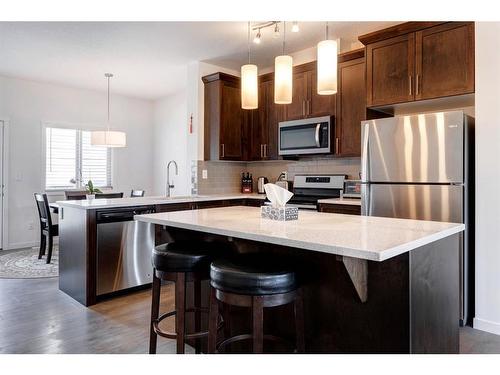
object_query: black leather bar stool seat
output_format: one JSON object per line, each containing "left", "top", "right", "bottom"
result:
{"left": 149, "top": 240, "right": 226, "bottom": 354}
{"left": 153, "top": 241, "right": 213, "bottom": 273}
{"left": 207, "top": 254, "right": 305, "bottom": 354}
{"left": 209, "top": 256, "right": 298, "bottom": 295}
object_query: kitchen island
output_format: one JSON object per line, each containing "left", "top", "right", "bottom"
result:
{"left": 56, "top": 195, "right": 265, "bottom": 306}
{"left": 135, "top": 206, "right": 464, "bottom": 354}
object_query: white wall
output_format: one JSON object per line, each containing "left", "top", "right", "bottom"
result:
{"left": 473, "top": 22, "right": 500, "bottom": 335}
{"left": 0, "top": 75, "right": 154, "bottom": 249}
{"left": 153, "top": 89, "right": 189, "bottom": 196}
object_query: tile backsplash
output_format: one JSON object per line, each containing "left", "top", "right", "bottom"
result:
{"left": 193, "top": 157, "right": 361, "bottom": 194}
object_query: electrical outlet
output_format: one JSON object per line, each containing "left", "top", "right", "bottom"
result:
{"left": 202, "top": 169, "right": 208, "bottom": 179}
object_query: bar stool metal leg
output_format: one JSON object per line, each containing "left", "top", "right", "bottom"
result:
{"left": 194, "top": 279, "right": 202, "bottom": 354}
{"left": 207, "top": 287, "right": 219, "bottom": 353}
{"left": 175, "top": 273, "right": 186, "bottom": 354}
{"left": 294, "top": 288, "right": 305, "bottom": 353}
{"left": 252, "top": 296, "right": 264, "bottom": 353}
{"left": 149, "top": 272, "right": 161, "bottom": 354}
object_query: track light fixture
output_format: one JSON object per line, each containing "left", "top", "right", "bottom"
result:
{"left": 251, "top": 21, "right": 298, "bottom": 44}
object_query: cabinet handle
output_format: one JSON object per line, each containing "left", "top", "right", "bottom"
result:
{"left": 221, "top": 144, "right": 225, "bottom": 158}
{"left": 335, "top": 138, "right": 340, "bottom": 154}
{"left": 308, "top": 100, "right": 311, "bottom": 116}
{"left": 416, "top": 74, "right": 420, "bottom": 95}
{"left": 409, "top": 75, "right": 413, "bottom": 96}
{"left": 260, "top": 144, "right": 263, "bottom": 158}
{"left": 302, "top": 100, "right": 306, "bottom": 116}
{"left": 264, "top": 144, "right": 267, "bottom": 158}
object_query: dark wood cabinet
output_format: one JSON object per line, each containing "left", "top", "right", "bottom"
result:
{"left": 365, "top": 33, "right": 415, "bottom": 106}
{"left": 203, "top": 72, "right": 246, "bottom": 161}
{"left": 415, "top": 22, "right": 474, "bottom": 100}
{"left": 361, "top": 22, "right": 474, "bottom": 107}
{"left": 250, "top": 76, "right": 283, "bottom": 160}
{"left": 318, "top": 202, "right": 361, "bottom": 215}
{"left": 336, "top": 49, "right": 366, "bottom": 157}
{"left": 285, "top": 62, "right": 336, "bottom": 120}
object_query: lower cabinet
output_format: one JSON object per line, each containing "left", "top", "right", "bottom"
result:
{"left": 318, "top": 203, "right": 361, "bottom": 215}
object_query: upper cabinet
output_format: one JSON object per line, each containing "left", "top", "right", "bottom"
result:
{"left": 360, "top": 22, "right": 474, "bottom": 107}
{"left": 202, "top": 73, "right": 247, "bottom": 161}
{"left": 285, "top": 62, "right": 336, "bottom": 120}
{"left": 336, "top": 49, "right": 366, "bottom": 157}
{"left": 250, "top": 76, "right": 284, "bottom": 161}
{"left": 415, "top": 22, "right": 475, "bottom": 100}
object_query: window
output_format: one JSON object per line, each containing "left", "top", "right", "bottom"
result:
{"left": 45, "top": 126, "right": 112, "bottom": 190}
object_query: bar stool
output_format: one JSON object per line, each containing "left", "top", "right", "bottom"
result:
{"left": 149, "top": 240, "right": 224, "bottom": 354}
{"left": 207, "top": 254, "right": 305, "bottom": 353}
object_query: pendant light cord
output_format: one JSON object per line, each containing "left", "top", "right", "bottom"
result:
{"left": 247, "top": 21, "right": 251, "bottom": 64}
{"left": 107, "top": 75, "right": 110, "bottom": 131}
{"left": 282, "top": 21, "right": 286, "bottom": 55}
{"left": 325, "top": 21, "right": 329, "bottom": 40}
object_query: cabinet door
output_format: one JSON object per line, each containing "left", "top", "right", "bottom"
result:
{"left": 249, "top": 81, "right": 267, "bottom": 160}
{"left": 309, "top": 70, "right": 336, "bottom": 118}
{"left": 336, "top": 57, "right": 366, "bottom": 157}
{"left": 366, "top": 33, "right": 415, "bottom": 106}
{"left": 220, "top": 84, "right": 244, "bottom": 160}
{"left": 415, "top": 22, "right": 474, "bottom": 100}
{"left": 285, "top": 71, "right": 309, "bottom": 120}
{"left": 264, "top": 79, "right": 283, "bottom": 160}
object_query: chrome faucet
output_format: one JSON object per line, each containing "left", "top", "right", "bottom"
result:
{"left": 166, "top": 160, "right": 178, "bottom": 197}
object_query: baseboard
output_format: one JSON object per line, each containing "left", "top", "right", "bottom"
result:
{"left": 5, "top": 241, "right": 38, "bottom": 250}
{"left": 473, "top": 317, "right": 500, "bottom": 336}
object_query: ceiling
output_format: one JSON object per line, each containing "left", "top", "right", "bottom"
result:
{"left": 0, "top": 21, "right": 397, "bottom": 100}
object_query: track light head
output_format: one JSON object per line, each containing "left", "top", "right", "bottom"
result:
{"left": 292, "top": 21, "right": 299, "bottom": 33}
{"left": 273, "top": 23, "right": 280, "bottom": 38}
{"left": 253, "top": 29, "right": 261, "bottom": 44}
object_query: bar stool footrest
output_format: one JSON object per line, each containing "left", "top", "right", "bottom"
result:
{"left": 216, "top": 333, "right": 295, "bottom": 353}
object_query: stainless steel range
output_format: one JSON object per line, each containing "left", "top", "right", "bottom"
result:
{"left": 287, "top": 174, "right": 346, "bottom": 210}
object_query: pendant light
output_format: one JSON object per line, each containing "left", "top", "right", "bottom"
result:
{"left": 241, "top": 22, "right": 258, "bottom": 110}
{"left": 317, "top": 22, "right": 338, "bottom": 95}
{"left": 91, "top": 73, "right": 127, "bottom": 147}
{"left": 274, "top": 21, "right": 293, "bottom": 104}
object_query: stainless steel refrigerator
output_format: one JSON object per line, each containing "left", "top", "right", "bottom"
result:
{"left": 360, "top": 110, "right": 474, "bottom": 326}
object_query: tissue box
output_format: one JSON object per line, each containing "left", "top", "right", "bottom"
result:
{"left": 261, "top": 205, "right": 299, "bottom": 221}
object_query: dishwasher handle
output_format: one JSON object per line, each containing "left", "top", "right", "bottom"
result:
{"left": 96, "top": 206, "right": 155, "bottom": 223}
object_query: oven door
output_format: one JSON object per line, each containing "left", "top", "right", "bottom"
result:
{"left": 279, "top": 116, "right": 332, "bottom": 155}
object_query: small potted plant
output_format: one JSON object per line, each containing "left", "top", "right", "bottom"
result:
{"left": 85, "top": 180, "right": 102, "bottom": 200}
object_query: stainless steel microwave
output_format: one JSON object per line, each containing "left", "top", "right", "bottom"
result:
{"left": 278, "top": 116, "right": 333, "bottom": 156}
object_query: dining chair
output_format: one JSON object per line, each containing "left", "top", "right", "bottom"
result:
{"left": 130, "top": 189, "right": 145, "bottom": 197}
{"left": 95, "top": 192, "right": 124, "bottom": 199}
{"left": 34, "top": 193, "right": 58, "bottom": 264}
{"left": 64, "top": 190, "right": 87, "bottom": 200}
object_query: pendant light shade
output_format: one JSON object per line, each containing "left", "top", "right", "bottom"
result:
{"left": 91, "top": 73, "right": 127, "bottom": 147}
{"left": 317, "top": 23, "right": 338, "bottom": 95}
{"left": 91, "top": 130, "right": 126, "bottom": 148}
{"left": 274, "top": 21, "right": 293, "bottom": 104}
{"left": 241, "top": 64, "right": 258, "bottom": 109}
{"left": 274, "top": 55, "right": 293, "bottom": 104}
{"left": 241, "top": 22, "right": 259, "bottom": 110}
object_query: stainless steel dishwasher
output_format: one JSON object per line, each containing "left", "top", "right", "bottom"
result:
{"left": 96, "top": 206, "right": 155, "bottom": 296}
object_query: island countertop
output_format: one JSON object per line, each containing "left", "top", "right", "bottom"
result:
{"left": 134, "top": 206, "right": 464, "bottom": 262}
{"left": 55, "top": 193, "right": 266, "bottom": 210}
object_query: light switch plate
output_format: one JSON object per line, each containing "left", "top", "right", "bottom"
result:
{"left": 202, "top": 169, "right": 208, "bottom": 179}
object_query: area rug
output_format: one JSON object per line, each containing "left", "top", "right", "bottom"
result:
{"left": 0, "top": 247, "right": 58, "bottom": 279}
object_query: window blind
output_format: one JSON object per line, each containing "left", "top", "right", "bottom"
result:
{"left": 45, "top": 127, "right": 112, "bottom": 190}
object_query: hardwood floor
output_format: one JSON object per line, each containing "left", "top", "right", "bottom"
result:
{"left": 0, "top": 276, "right": 499, "bottom": 354}
{"left": 0, "top": 277, "right": 194, "bottom": 354}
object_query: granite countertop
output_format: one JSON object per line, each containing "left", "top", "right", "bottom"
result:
{"left": 134, "top": 206, "right": 464, "bottom": 262}
{"left": 317, "top": 197, "right": 362, "bottom": 206}
{"left": 54, "top": 194, "right": 266, "bottom": 210}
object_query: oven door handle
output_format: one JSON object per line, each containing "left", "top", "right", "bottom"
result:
{"left": 315, "top": 123, "right": 321, "bottom": 147}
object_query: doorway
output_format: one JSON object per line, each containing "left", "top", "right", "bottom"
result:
{"left": 0, "top": 120, "right": 5, "bottom": 249}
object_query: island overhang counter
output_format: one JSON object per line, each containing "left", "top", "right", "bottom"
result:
{"left": 135, "top": 206, "right": 464, "bottom": 354}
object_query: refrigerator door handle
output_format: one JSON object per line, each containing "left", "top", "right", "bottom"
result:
{"left": 361, "top": 183, "right": 370, "bottom": 216}
{"left": 361, "top": 122, "right": 370, "bottom": 182}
